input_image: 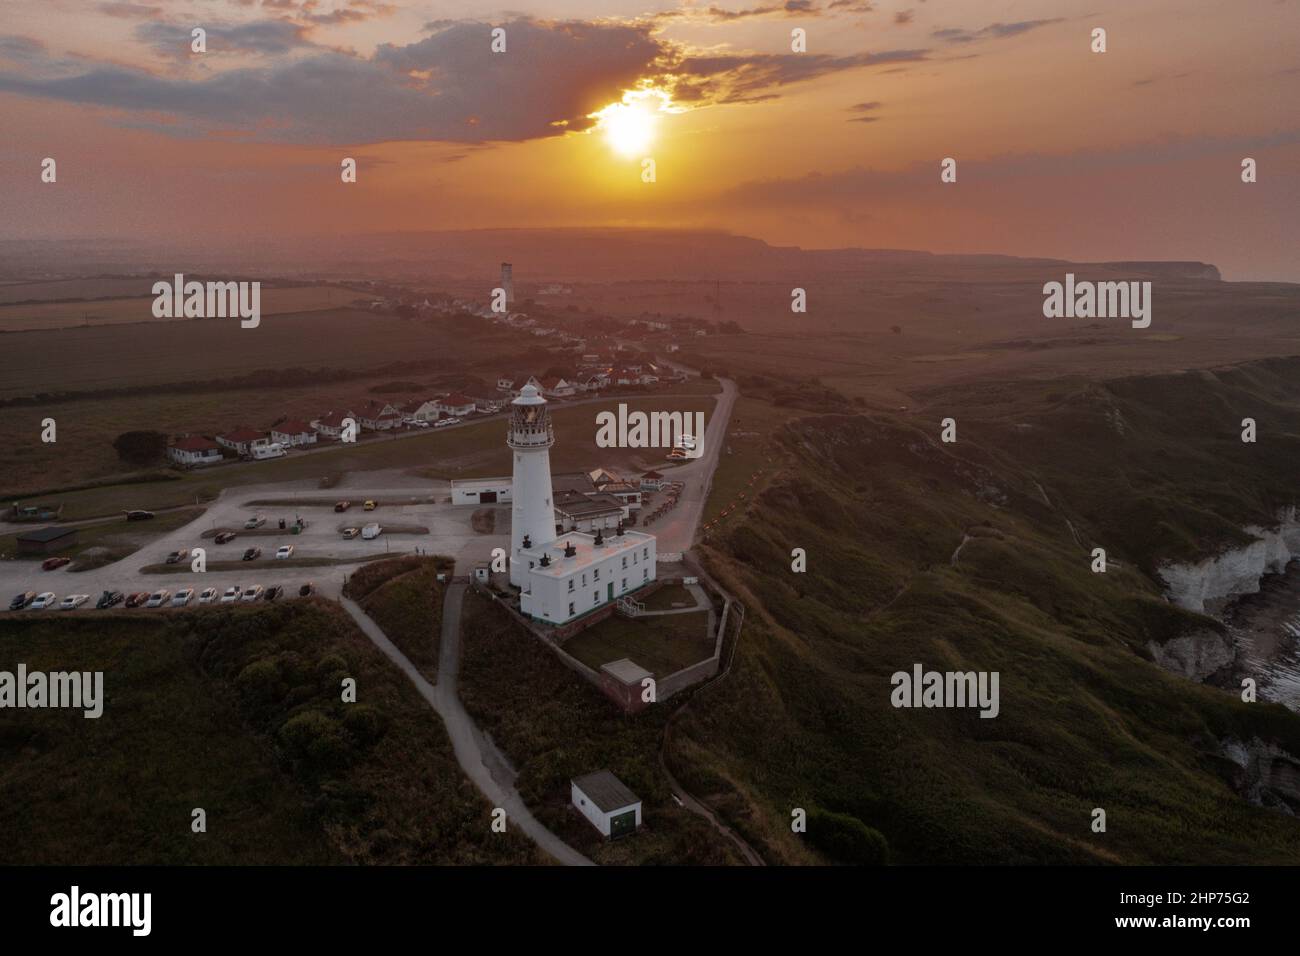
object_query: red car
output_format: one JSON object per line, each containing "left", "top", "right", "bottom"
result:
{"left": 41, "top": 556, "right": 71, "bottom": 571}
{"left": 124, "top": 591, "right": 150, "bottom": 608}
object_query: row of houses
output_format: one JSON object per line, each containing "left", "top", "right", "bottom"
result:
{"left": 495, "top": 365, "right": 670, "bottom": 400}
{"left": 166, "top": 392, "right": 502, "bottom": 467}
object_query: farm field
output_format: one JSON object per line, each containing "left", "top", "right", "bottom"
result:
{"left": 0, "top": 285, "right": 364, "bottom": 332}
{"left": 0, "top": 307, "right": 517, "bottom": 396}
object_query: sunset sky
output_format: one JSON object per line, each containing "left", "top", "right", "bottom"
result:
{"left": 1, "top": 0, "right": 1297, "bottom": 279}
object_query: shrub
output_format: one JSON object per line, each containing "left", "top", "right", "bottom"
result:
{"left": 806, "top": 808, "right": 889, "bottom": 865}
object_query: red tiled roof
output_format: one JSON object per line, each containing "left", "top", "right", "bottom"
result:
{"left": 316, "top": 411, "right": 353, "bottom": 428}
{"left": 441, "top": 392, "right": 474, "bottom": 406}
{"left": 172, "top": 435, "right": 219, "bottom": 452}
{"left": 642, "top": 470, "right": 663, "bottom": 479}
{"left": 220, "top": 427, "right": 266, "bottom": 443}
{"left": 273, "top": 420, "right": 313, "bottom": 435}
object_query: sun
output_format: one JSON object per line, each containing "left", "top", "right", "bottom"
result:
{"left": 591, "top": 89, "right": 672, "bottom": 157}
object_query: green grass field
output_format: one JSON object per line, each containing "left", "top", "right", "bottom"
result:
{"left": 563, "top": 611, "right": 714, "bottom": 677}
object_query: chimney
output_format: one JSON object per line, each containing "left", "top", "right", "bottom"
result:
{"left": 539, "top": 553, "right": 550, "bottom": 567}
{"left": 594, "top": 529, "right": 605, "bottom": 547}
{"left": 564, "top": 541, "right": 577, "bottom": 558}
{"left": 522, "top": 534, "right": 531, "bottom": 549}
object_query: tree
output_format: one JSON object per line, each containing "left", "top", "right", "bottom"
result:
{"left": 112, "top": 430, "right": 169, "bottom": 466}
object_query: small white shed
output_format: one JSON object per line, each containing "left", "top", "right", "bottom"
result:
{"left": 571, "top": 771, "right": 642, "bottom": 839}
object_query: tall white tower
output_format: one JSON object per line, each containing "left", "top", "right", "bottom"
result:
{"left": 508, "top": 383, "right": 555, "bottom": 587}
{"left": 500, "top": 262, "right": 514, "bottom": 308}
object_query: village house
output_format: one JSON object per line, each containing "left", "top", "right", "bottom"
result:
{"left": 216, "top": 427, "right": 269, "bottom": 457}
{"left": 357, "top": 400, "right": 403, "bottom": 431}
{"left": 640, "top": 470, "right": 666, "bottom": 492}
{"left": 436, "top": 392, "right": 477, "bottom": 417}
{"left": 270, "top": 419, "right": 317, "bottom": 447}
{"left": 312, "top": 410, "right": 355, "bottom": 440}
{"left": 168, "top": 434, "right": 223, "bottom": 467}
{"left": 538, "top": 377, "right": 577, "bottom": 399}
{"left": 400, "top": 398, "right": 442, "bottom": 423}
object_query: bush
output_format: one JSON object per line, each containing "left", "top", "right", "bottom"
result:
{"left": 806, "top": 808, "right": 889, "bottom": 865}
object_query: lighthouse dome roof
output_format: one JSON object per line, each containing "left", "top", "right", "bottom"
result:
{"left": 513, "top": 383, "right": 546, "bottom": 406}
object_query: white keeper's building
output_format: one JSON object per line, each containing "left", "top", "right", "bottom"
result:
{"left": 506, "top": 384, "right": 657, "bottom": 624}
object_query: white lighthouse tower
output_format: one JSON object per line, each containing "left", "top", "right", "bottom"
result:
{"left": 508, "top": 383, "right": 556, "bottom": 586}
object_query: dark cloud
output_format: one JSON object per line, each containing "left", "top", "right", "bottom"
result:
{"left": 136, "top": 19, "right": 314, "bottom": 56}
{"left": 894, "top": 10, "right": 913, "bottom": 25}
{"left": 0, "top": 17, "right": 926, "bottom": 145}
{"left": 931, "top": 19, "right": 1064, "bottom": 43}
{"left": 0, "top": 35, "right": 46, "bottom": 59}
{"left": 658, "top": 1, "right": 821, "bottom": 22}
{"left": 828, "top": 1, "right": 875, "bottom": 10}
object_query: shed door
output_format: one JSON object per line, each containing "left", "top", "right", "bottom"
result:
{"left": 610, "top": 810, "right": 636, "bottom": 838}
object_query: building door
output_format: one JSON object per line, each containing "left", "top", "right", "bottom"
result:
{"left": 609, "top": 810, "right": 636, "bottom": 839}
{"left": 607, "top": 582, "right": 614, "bottom": 602}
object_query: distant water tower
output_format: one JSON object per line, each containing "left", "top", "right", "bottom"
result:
{"left": 508, "top": 383, "right": 555, "bottom": 587}
{"left": 500, "top": 262, "right": 514, "bottom": 307}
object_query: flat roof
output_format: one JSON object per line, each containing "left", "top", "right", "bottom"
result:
{"left": 601, "top": 658, "right": 653, "bottom": 685}
{"left": 572, "top": 770, "right": 640, "bottom": 813}
{"left": 16, "top": 525, "right": 78, "bottom": 543}
{"left": 521, "top": 530, "right": 653, "bottom": 578}
{"left": 450, "top": 477, "right": 512, "bottom": 492}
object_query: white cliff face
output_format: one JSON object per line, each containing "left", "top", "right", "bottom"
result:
{"left": 1158, "top": 507, "right": 1300, "bottom": 616}
{"left": 1146, "top": 629, "right": 1235, "bottom": 681}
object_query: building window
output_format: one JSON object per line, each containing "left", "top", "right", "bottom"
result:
{"left": 621, "top": 578, "right": 627, "bottom": 591}
{"left": 643, "top": 547, "right": 648, "bottom": 559}
{"left": 594, "top": 568, "right": 600, "bottom": 581}
{"left": 594, "top": 591, "right": 600, "bottom": 604}
{"left": 643, "top": 570, "right": 648, "bottom": 582}
{"left": 632, "top": 553, "right": 637, "bottom": 564}
{"left": 568, "top": 602, "right": 574, "bottom": 616}
{"left": 622, "top": 557, "right": 627, "bottom": 569}
{"left": 582, "top": 573, "right": 587, "bottom": 586}
{"left": 568, "top": 579, "right": 574, "bottom": 592}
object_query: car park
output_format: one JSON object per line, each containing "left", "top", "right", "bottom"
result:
{"left": 124, "top": 591, "right": 150, "bottom": 608}
{"left": 41, "top": 556, "right": 71, "bottom": 571}
{"left": 298, "top": 582, "right": 314, "bottom": 597}
{"left": 263, "top": 585, "right": 283, "bottom": 601}
{"left": 198, "top": 587, "right": 219, "bottom": 604}
{"left": 275, "top": 545, "right": 294, "bottom": 559}
{"left": 171, "top": 588, "right": 194, "bottom": 607}
{"left": 165, "top": 549, "right": 190, "bottom": 565}
{"left": 96, "top": 590, "right": 124, "bottom": 609}
{"left": 214, "top": 531, "right": 237, "bottom": 544}
{"left": 334, "top": 500, "right": 351, "bottom": 512}
{"left": 59, "top": 594, "right": 90, "bottom": 610}
{"left": 244, "top": 515, "right": 266, "bottom": 529}
{"left": 341, "top": 527, "right": 360, "bottom": 539}
{"left": 220, "top": 586, "right": 241, "bottom": 604}
{"left": 126, "top": 510, "right": 155, "bottom": 521}
{"left": 9, "top": 591, "right": 37, "bottom": 611}
{"left": 144, "top": 590, "right": 172, "bottom": 608}
{"left": 30, "top": 592, "right": 57, "bottom": 610}
{"left": 242, "top": 547, "right": 262, "bottom": 561}
{"left": 241, "top": 585, "right": 264, "bottom": 602}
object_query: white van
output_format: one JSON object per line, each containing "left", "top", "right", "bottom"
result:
{"left": 361, "top": 523, "right": 381, "bottom": 540}
{"left": 251, "top": 442, "right": 286, "bottom": 460}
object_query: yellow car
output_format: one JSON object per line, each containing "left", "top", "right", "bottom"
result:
{"left": 363, "top": 499, "right": 377, "bottom": 511}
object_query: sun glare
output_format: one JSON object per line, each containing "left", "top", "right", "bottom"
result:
{"left": 592, "top": 90, "right": 671, "bottom": 158}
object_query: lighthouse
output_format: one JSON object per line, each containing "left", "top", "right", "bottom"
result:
{"left": 508, "top": 383, "right": 556, "bottom": 586}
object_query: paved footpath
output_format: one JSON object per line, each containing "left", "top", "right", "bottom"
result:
{"left": 341, "top": 581, "right": 593, "bottom": 866}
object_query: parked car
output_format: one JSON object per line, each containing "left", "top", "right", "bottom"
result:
{"left": 9, "top": 591, "right": 37, "bottom": 611}
{"left": 240, "top": 585, "right": 264, "bottom": 602}
{"left": 198, "top": 587, "right": 219, "bottom": 604}
{"left": 59, "top": 594, "right": 90, "bottom": 610}
{"left": 242, "top": 547, "right": 262, "bottom": 561}
{"left": 171, "top": 588, "right": 194, "bottom": 607}
{"left": 214, "top": 531, "right": 237, "bottom": 544}
{"left": 408, "top": 420, "right": 430, "bottom": 428}
{"left": 144, "top": 590, "right": 172, "bottom": 608}
{"left": 341, "top": 527, "right": 360, "bottom": 539}
{"left": 124, "top": 591, "right": 150, "bottom": 608}
{"left": 334, "top": 500, "right": 351, "bottom": 513}
{"left": 263, "top": 585, "right": 283, "bottom": 601}
{"left": 298, "top": 582, "right": 315, "bottom": 597}
{"left": 361, "top": 523, "right": 381, "bottom": 540}
{"left": 165, "top": 549, "right": 190, "bottom": 565}
{"left": 125, "top": 510, "right": 155, "bottom": 521}
{"left": 244, "top": 515, "right": 266, "bottom": 529}
{"left": 96, "top": 590, "right": 124, "bottom": 609}
{"left": 434, "top": 418, "right": 457, "bottom": 428}
{"left": 363, "top": 499, "right": 377, "bottom": 511}
{"left": 219, "top": 586, "right": 241, "bottom": 604}
{"left": 29, "top": 592, "right": 57, "bottom": 610}
{"left": 275, "top": 545, "right": 294, "bottom": 560}
{"left": 41, "top": 556, "right": 71, "bottom": 571}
